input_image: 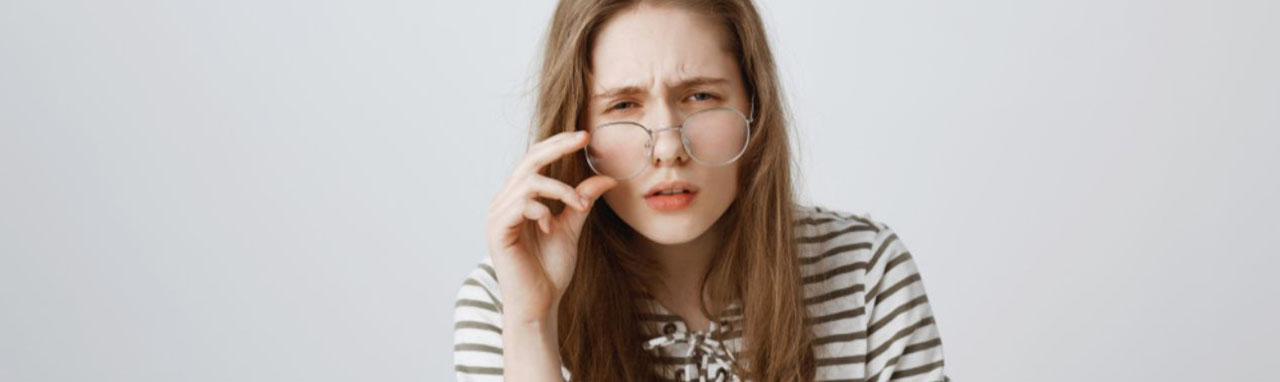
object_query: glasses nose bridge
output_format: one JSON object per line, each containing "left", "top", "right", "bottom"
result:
{"left": 650, "top": 125, "right": 684, "bottom": 139}
{"left": 647, "top": 122, "right": 691, "bottom": 161}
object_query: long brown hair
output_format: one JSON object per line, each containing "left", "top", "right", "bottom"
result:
{"left": 531, "top": 0, "right": 813, "bottom": 381}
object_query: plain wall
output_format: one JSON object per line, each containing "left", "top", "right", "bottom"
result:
{"left": 1, "top": 1, "right": 1276, "bottom": 381}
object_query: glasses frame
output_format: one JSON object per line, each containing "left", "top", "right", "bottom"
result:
{"left": 583, "top": 101, "right": 755, "bottom": 181}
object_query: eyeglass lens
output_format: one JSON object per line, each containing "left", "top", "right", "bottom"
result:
{"left": 584, "top": 108, "right": 748, "bottom": 179}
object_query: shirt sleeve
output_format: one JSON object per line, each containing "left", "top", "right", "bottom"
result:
{"left": 861, "top": 225, "right": 949, "bottom": 382}
{"left": 453, "top": 258, "right": 507, "bottom": 382}
{"left": 452, "top": 257, "right": 573, "bottom": 382}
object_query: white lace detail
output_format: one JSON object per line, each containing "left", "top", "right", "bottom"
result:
{"left": 642, "top": 320, "right": 741, "bottom": 382}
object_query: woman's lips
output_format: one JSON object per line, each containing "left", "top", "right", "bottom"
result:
{"left": 645, "top": 179, "right": 700, "bottom": 198}
{"left": 644, "top": 191, "right": 697, "bottom": 212}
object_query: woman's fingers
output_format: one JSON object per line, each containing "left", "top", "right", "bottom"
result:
{"left": 492, "top": 174, "right": 582, "bottom": 238}
{"left": 489, "top": 130, "right": 594, "bottom": 242}
{"left": 521, "top": 200, "right": 551, "bottom": 233}
{"left": 575, "top": 175, "right": 618, "bottom": 203}
{"left": 516, "top": 131, "right": 589, "bottom": 176}
{"left": 491, "top": 175, "right": 586, "bottom": 241}
{"left": 526, "top": 174, "right": 589, "bottom": 211}
{"left": 493, "top": 131, "right": 586, "bottom": 201}
{"left": 559, "top": 175, "right": 618, "bottom": 236}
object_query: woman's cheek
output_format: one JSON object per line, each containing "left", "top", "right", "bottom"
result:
{"left": 601, "top": 185, "right": 632, "bottom": 213}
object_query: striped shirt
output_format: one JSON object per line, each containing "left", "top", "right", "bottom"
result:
{"left": 453, "top": 204, "right": 949, "bottom": 382}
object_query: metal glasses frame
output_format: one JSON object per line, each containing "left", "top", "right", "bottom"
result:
{"left": 583, "top": 101, "right": 755, "bottom": 181}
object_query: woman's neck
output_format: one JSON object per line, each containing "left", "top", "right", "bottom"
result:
{"left": 639, "top": 218, "right": 726, "bottom": 331}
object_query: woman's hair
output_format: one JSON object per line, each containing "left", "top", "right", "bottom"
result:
{"left": 531, "top": 0, "right": 813, "bottom": 381}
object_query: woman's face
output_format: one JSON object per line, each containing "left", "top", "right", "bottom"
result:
{"left": 586, "top": 4, "right": 750, "bottom": 245}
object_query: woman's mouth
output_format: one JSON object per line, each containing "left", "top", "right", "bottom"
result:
{"left": 644, "top": 189, "right": 697, "bottom": 211}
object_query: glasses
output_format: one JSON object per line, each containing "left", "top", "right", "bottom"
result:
{"left": 583, "top": 104, "right": 753, "bottom": 180}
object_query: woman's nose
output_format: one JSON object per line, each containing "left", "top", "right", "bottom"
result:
{"left": 649, "top": 105, "right": 688, "bottom": 166}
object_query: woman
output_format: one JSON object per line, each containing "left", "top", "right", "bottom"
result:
{"left": 454, "top": 1, "right": 949, "bottom": 381}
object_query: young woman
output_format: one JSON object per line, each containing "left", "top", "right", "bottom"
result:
{"left": 454, "top": 1, "right": 949, "bottom": 381}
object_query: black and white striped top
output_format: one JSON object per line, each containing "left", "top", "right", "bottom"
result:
{"left": 453, "top": 205, "right": 949, "bottom": 382}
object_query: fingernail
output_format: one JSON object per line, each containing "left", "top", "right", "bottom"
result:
{"left": 578, "top": 195, "right": 590, "bottom": 208}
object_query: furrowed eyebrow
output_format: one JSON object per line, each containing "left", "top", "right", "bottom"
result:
{"left": 592, "top": 85, "right": 645, "bottom": 101}
{"left": 674, "top": 76, "right": 729, "bottom": 89}
{"left": 591, "top": 76, "right": 731, "bottom": 100}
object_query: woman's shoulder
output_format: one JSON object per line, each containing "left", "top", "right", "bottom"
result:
{"left": 791, "top": 204, "right": 948, "bottom": 382}
{"left": 792, "top": 203, "right": 890, "bottom": 243}
{"left": 454, "top": 256, "right": 504, "bottom": 315}
{"left": 791, "top": 203, "right": 912, "bottom": 281}
{"left": 453, "top": 256, "right": 509, "bottom": 381}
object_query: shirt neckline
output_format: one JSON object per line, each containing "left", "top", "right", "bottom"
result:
{"left": 640, "top": 293, "right": 744, "bottom": 336}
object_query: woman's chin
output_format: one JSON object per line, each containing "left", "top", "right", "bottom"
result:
{"left": 637, "top": 229, "right": 702, "bottom": 245}
{"left": 630, "top": 217, "right": 712, "bottom": 245}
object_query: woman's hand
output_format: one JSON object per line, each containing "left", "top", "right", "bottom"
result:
{"left": 486, "top": 130, "right": 617, "bottom": 325}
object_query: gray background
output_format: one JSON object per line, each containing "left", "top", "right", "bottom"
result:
{"left": 2, "top": 0, "right": 1277, "bottom": 381}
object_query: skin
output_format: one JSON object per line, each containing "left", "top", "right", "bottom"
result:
{"left": 587, "top": 3, "right": 749, "bottom": 332}
{"left": 485, "top": 4, "right": 747, "bottom": 381}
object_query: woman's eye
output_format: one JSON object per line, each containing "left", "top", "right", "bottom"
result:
{"left": 609, "top": 101, "right": 636, "bottom": 111}
{"left": 687, "top": 92, "right": 716, "bottom": 102}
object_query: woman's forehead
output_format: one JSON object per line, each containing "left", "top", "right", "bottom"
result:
{"left": 589, "top": 4, "right": 739, "bottom": 95}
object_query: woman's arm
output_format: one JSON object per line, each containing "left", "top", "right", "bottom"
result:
{"left": 501, "top": 311, "right": 566, "bottom": 382}
{"left": 453, "top": 260, "right": 507, "bottom": 382}
{"left": 470, "top": 129, "right": 613, "bottom": 382}
{"left": 861, "top": 226, "right": 949, "bottom": 382}
{"left": 453, "top": 259, "right": 570, "bottom": 382}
